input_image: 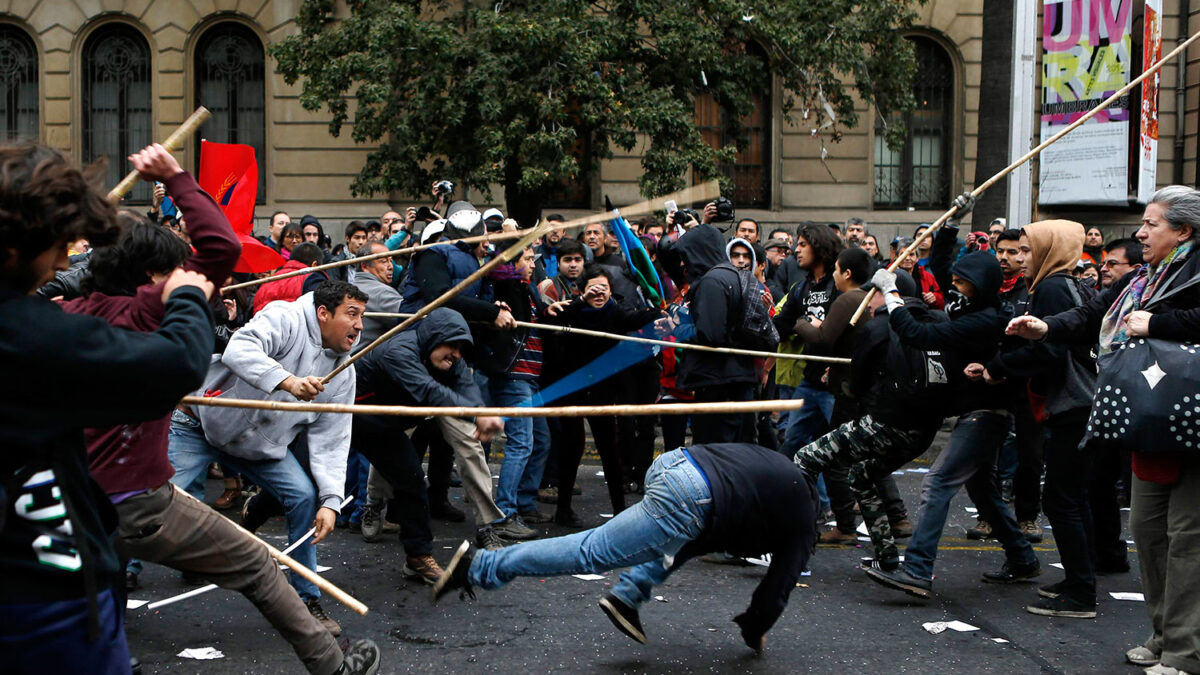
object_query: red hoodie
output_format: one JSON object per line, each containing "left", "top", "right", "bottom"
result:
{"left": 252, "top": 258, "right": 311, "bottom": 313}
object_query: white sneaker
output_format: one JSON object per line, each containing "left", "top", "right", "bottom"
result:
{"left": 1127, "top": 646, "right": 1160, "bottom": 667}
{"left": 1144, "top": 664, "right": 1188, "bottom": 675}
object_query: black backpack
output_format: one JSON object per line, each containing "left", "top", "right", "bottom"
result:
{"left": 885, "top": 327, "right": 954, "bottom": 408}
{"left": 715, "top": 263, "right": 780, "bottom": 352}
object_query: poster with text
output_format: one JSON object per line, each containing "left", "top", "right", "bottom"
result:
{"left": 1137, "top": 0, "right": 1162, "bottom": 204}
{"left": 1039, "top": 0, "right": 1133, "bottom": 206}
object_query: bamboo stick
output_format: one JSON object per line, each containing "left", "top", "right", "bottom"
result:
{"left": 848, "top": 28, "right": 1200, "bottom": 326}
{"left": 170, "top": 485, "right": 369, "bottom": 615}
{"left": 220, "top": 180, "right": 720, "bottom": 294}
{"left": 363, "top": 311, "right": 851, "bottom": 364}
{"left": 107, "top": 107, "right": 212, "bottom": 204}
{"left": 320, "top": 221, "right": 551, "bottom": 384}
{"left": 181, "top": 395, "right": 806, "bottom": 418}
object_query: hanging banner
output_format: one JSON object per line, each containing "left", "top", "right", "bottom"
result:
{"left": 1136, "top": 0, "right": 1162, "bottom": 204}
{"left": 1038, "top": 0, "right": 1133, "bottom": 206}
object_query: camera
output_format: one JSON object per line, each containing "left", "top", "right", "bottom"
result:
{"left": 712, "top": 196, "right": 735, "bottom": 223}
{"left": 673, "top": 208, "right": 699, "bottom": 226}
{"left": 434, "top": 180, "right": 454, "bottom": 198}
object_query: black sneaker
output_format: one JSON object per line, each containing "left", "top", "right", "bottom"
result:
{"left": 475, "top": 526, "right": 506, "bottom": 551}
{"left": 599, "top": 594, "right": 647, "bottom": 644}
{"left": 337, "top": 638, "right": 381, "bottom": 675}
{"left": 430, "top": 499, "right": 467, "bottom": 523}
{"left": 859, "top": 556, "right": 900, "bottom": 572}
{"left": 493, "top": 514, "right": 538, "bottom": 541}
{"left": 1037, "top": 581, "right": 1065, "bottom": 599}
{"left": 863, "top": 565, "right": 932, "bottom": 599}
{"left": 982, "top": 560, "right": 1042, "bottom": 584}
{"left": 305, "top": 597, "right": 342, "bottom": 636}
{"left": 241, "top": 491, "right": 271, "bottom": 533}
{"left": 431, "top": 540, "right": 476, "bottom": 604}
{"left": 1025, "top": 595, "right": 1097, "bottom": 619}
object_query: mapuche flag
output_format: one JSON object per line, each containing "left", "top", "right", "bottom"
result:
{"left": 604, "top": 196, "right": 664, "bottom": 307}
{"left": 198, "top": 140, "right": 282, "bottom": 273}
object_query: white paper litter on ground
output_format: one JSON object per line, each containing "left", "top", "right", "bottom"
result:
{"left": 572, "top": 573, "right": 605, "bottom": 581}
{"left": 1050, "top": 562, "right": 1064, "bottom": 569}
{"left": 654, "top": 595, "right": 668, "bottom": 602}
{"left": 909, "top": 467, "right": 930, "bottom": 473}
{"left": 126, "top": 599, "right": 149, "bottom": 609}
{"left": 992, "top": 638, "right": 1009, "bottom": 643}
{"left": 315, "top": 565, "right": 332, "bottom": 573}
{"left": 1127, "top": 540, "right": 1136, "bottom": 545}
{"left": 923, "top": 620, "right": 979, "bottom": 634}
{"left": 745, "top": 555, "right": 772, "bottom": 567}
{"left": 964, "top": 507, "right": 978, "bottom": 514}
{"left": 599, "top": 513, "right": 614, "bottom": 518}
{"left": 595, "top": 471, "right": 605, "bottom": 477}
{"left": 856, "top": 522, "right": 868, "bottom": 535}
{"left": 1121, "top": 507, "right": 1131, "bottom": 512}
{"left": 1110, "top": 592, "right": 1145, "bottom": 601}
{"left": 800, "top": 570, "right": 812, "bottom": 576}
{"left": 178, "top": 647, "right": 224, "bottom": 660}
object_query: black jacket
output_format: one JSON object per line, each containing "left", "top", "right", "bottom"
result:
{"left": 773, "top": 269, "right": 838, "bottom": 386}
{"left": 673, "top": 224, "right": 757, "bottom": 390}
{"left": 0, "top": 286, "right": 213, "bottom": 611}
{"left": 681, "top": 443, "right": 815, "bottom": 641}
{"left": 850, "top": 299, "right": 949, "bottom": 429}
{"left": 539, "top": 297, "right": 661, "bottom": 403}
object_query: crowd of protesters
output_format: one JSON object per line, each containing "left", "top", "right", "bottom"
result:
{"left": 3, "top": 140, "right": 1199, "bottom": 675}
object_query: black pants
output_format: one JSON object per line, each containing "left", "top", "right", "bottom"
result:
{"left": 1089, "top": 439, "right": 1130, "bottom": 571}
{"left": 1012, "top": 397, "right": 1045, "bottom": 522}
{"left": 1042, "top": 408, "right": 1095, "bottom": 605}
{"left": 690, "top": 383, "right": 755, "bottom": 444}
{"left": 413, "top": 420, "right": 454, "bottom": 504}
{"left": 554, "top": 415, "right": 625, "bottom": 515}
{"left": 352, "top": 419, "right": 433, "bottom": 557}
{"left": 660, "top": 403, "right": 690, "bottom": 451}
{"left": 617, "top": 360, "right": 661, "bottom": 484}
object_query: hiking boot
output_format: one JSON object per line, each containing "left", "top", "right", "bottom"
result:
{"left": 430, "top": 499, "right": 467, "bottom": 523}
{"left": 240, "top": 491, "right": 272, "bottom": 534}
{"left": 431, "top": 540, "right": 476, "bottom": 604}
{"left": 360, "top": 504, "right": 383, "bottom": 542}
{"left": 982, "top": 560, "right": 1042, "bottom": 584}
{"left": 554, "top": 509, "right": 589, "bottom": 529}
{"left": 1020, "top": 520, "right": 1043, "bottom": 543}
{"left": 403, "top": 555, "right": 444, "bottom": 585}
{"left": 493, "top": 514, "right": 538, "bottom": 541}
{"left": 1025, "top": 595, "right": 1096, "bottom": 619}
{"left": 1126, "top": 645, "right": 1160, "bottom": 667}
{"left": 966, "top": 518, "right": 993, "bottom": 540}
{"left": 305, "top": 597, "right": 342, "bottom": 636}
{"left": 890, "top": 518, "right": 914, "bottom": 539}
{"left": 863, "top": 565, "right": 932, "bottom": 599}
{"left": 599, "top": 594, "right": 647, "bottom": 644}
{"left": 537, "top": 486, "right": 558, "bottom": 504}
{"left": 213, "top": 486, "right": 242, "bottom": 510}
{"left": 336, "top": 639, "right": 381, "bottom": 675}
{"left": 1038, "top": 581, "right": 1065, "bottom": 599}
{"left": 519, "top": 509, "right": 553, "bottom": 524}
{"left": 818, "top": 528, "right": 858, "bottom": 546}
{"left": 475, "top": 526, "right": 506, "bottom": 551}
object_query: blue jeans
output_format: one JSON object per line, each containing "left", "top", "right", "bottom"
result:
{"left": 470, "top": 449, "right": 712, "bottom": 609}
{"left": 779, "top": 383, "right": 834, "bottom": 459}
{"left": 489, "top": 377, "right": 550, "bottom": 516}
{"left": 903, "top": 411, "right": 1036, "bottom": 581}
{"left": 775, "top": 384, "right": 795, "bottom": 434}
{"left": 0, "top": 587, "right": 130, "bottom": 675}
{"left": 338, "top": 449, "right": 370, "bottom": 527}
{"left": 167, "top": 411, "right": 321, "bottom": 601}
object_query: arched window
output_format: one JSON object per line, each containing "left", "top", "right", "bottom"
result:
{"left": 695, "top": 43, "right": 771, "bottom": 208}
{"left": 82, "top": 24, "right": 152, "bottom": 203}
{"left": 0, "top": 25, "right": 38, "bottom": 142}
{"left": 874, "top": 36, "right": 954, "bottom": 209}
{"left": 194, "top": 23, "right": 266, "bottom": 199}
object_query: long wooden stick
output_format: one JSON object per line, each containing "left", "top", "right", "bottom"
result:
{"left": 320, "top": 221, "right": 551, "bottom": 384}
{"left": 220, "top": 180, "right": 720, "bottom": 294}
{"left": 848, "top": 28, "right": 1200, "bottom": 326}
{"left": 181, "top": 395, "right": 805, "bottom": 418}
{"left": 363, "top": 311, "right": 851, "bottom": 364}
{"left": 170, "top": 485, "right": 368, "bottom": 615}
{"left": 107, "top": 107, "right": 212, "bottom": 204}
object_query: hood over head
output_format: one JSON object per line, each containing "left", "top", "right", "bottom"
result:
{"left": 445, "top": 201, "right": 484, "bottom": 240}
{"left": 950, "top": 251, "right": 1003, "bottom": 308}
{"left": 725, "top": 237, "right": 757, "bottom": 269}
{"left": 415, "top": 307, "right": 473, "bottom": 361}
{"left": 864, "top": 268, "right": 919, "bottom": 299}
{"left": 675, "top": 223, "right": 729, "bottom": 284}
{"left": 1022, "top": 219, "right": 1085, "bottom": 291}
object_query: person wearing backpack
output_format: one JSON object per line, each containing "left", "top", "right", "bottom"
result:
{"left": 672, "top": 224, "right": 771, "bottom": 443}
{"left": 975, "top": 220, "right": 1101, "bottom": 619}
{"left": 864, "top": 203, "right": 1041, "bottom": 600}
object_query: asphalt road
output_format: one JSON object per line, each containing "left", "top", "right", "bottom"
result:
{"left": 124, "top": 445, "right": 1148, "bottom": 674}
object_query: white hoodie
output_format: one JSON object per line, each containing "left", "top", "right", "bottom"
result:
{"left": 197, "top": 293, "right": 356, "bottom": 511}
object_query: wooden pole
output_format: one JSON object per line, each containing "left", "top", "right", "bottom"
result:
{"left": 107, "top": 107, "right": 212, "bottom": 205}
{"left": 320, "top": 221, "right": 550, "bottom": 384}
{"left": 363, "top": 311, "right": 852, "bottom": 364}
{"left": 220, "top": 179, "right": 721, "bottom": 294}
{"left": 181, "top": 395, "right": 806, "bottom": 418}
{"left": 848, "top": 28, "right": 1200, "bottom": 326}
{"left": 170, "top": 485, "right": 369, "bottom": 615}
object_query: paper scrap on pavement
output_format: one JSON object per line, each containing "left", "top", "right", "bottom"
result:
{"left": 599, "top": 513, "right": 614, "bottom": 518}
{"left": 126, "top": 599, "right": 149, "bottom": 609}
{"left": 910, "top": 467, "right": 930, "bottom": 473}
{"left": 856, "top": 522, "right": 868, "bottom": 535}
{"left": 800, "top": 570, "right": 812, "bottom": 577}
{"left": 315, "top": 565, "right": 332, "bottom": 573}
{"left": 923, "top": 621, "right": 979, "bottom": 634}
{"left": 654, "top": 595, "right": 668, "bottom": 602}
{"left": 1050, "top": 562, "right": 1064, "bottom": 569}
{"left": 964, "top": 507, "right": 978, "bottom": 514}
{"left": 178, "top": 647, "right": 224, "bottom": 660}
{"left": 572, "top": 573, "right": 605, "bottom": 581}
{"left": 596, "top": 471, "right": 605, "bottom": 477}
{"left": 1110, "top": 592, "right": 1145, "bottom": 601}
{"left": 992, "top": 638, "right": 1009, "bottom": 643}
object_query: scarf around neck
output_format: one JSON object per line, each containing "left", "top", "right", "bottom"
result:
{"left": 1099, "top": 240, "right": 1193, "bottom": 354}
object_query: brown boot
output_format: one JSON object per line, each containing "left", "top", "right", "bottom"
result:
{"left": 890, "top": 518, "right": 914, "bottom": 539}
{"left": 818, "top": 528, "right": 858, "bottom": 545}
{"left": 403, "top": 555, "right": 444, "bottom": 585}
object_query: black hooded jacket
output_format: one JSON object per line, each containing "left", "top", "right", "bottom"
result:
{"left": 673, "top": 224, "right": 757, "bottom": 390}
{"left": 354, "top": 308, "right": 484, "bottom": 430}
{"left": 850, "top": 298, "right": 949, "bottom": 429}
{"left": 888, "top": 250, "right": 1013, "bottom": 415}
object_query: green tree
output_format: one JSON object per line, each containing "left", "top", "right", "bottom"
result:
{"left": 272, "top": 0, "right": 922, "bottom": 224}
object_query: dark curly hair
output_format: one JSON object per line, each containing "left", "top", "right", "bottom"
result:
{"left": 796, "top": 221, "right": 845, "bottom": 271}
{"left": 84, "top": 210, "right": 191, "bottom": 296}
{"left": 0, "top": 142, "right": 118, "bottom": 266}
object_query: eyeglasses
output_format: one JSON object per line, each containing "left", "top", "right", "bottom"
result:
{"left": 1101, "top": 259, "right": 1130, "bottom": 268}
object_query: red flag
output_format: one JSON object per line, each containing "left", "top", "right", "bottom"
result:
{"left": 199, "top": 140, "right": 282, "bottom": 273}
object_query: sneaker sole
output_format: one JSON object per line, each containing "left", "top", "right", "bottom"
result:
{"left": 599, "top": 596, "right": 647, "bottom": 644}
{"left": 402, "top": 565, "right": 440, "bottom": 586}
{"left": 1024, "top": 605, "right": 1096, "bottom": 619}
{"left": 863, "top": 567, "right": 932, "bottom": 599}
{"left": 430, "top": 541, "right": 471, "bottom": 604}
{"left": 1125, "top": 650, "right": 1160, "bottom": 667}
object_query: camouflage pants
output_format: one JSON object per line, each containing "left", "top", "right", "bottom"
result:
{"left": 794, "top": 414, "right": 937, "bottom": 566}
